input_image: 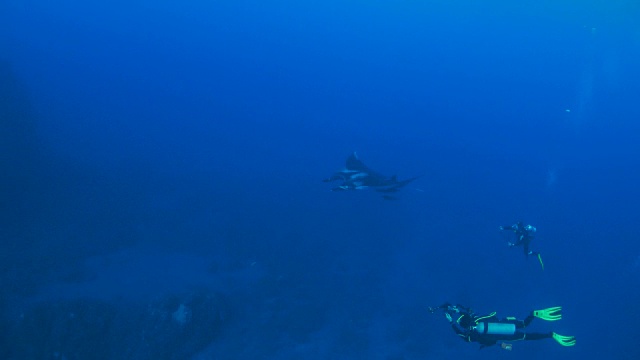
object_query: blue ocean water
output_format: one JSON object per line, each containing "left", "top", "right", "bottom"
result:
{"left": 2, "top": 0, "right": 639, "bottom": 358}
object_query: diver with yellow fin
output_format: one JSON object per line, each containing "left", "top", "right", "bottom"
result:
{"left": 500, "top": 221, "right": 545, "bottom": 270}
{"left": 428, "top": 303, "right": 576, "bottom": 349}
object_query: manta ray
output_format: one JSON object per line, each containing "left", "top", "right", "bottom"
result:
{"left": 323, "top": 152, "right": 419, "bottom": 197}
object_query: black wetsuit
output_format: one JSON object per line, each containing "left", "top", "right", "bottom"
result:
{"left": 502, "top": 222, "right": 538, "bottom": 256}
{"left": 435, "top": 303, "right": 552, "bottom": 349}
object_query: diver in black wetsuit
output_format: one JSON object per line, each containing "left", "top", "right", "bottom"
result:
{"left": 428, "top": 303, "right": 576, "bottom": 349}
{"left": 500, "top": 221, "right": 537, "bottom": 256}
{"left": 500, "top": 221, "right": 544, "bottom": 269}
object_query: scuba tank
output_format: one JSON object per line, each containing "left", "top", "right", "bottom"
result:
{"left": 474, "top": 322, "right": 516, "bottom": 335}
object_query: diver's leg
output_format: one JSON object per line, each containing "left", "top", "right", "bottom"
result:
{"left": 521, "top": 314, "right": 535, "bottom": 328}
{"left": 523, "top": 332, "right": 552, "bottom": 341}
{"left": 503, "top": 331, "right": 527, "bottom": 341}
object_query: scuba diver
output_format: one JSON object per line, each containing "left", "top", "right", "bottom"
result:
{"left": 500, "top": 221, "right": 544, "bottom": 270}
{"left": 428, "top": 303, "right": 576, "bottom": 349}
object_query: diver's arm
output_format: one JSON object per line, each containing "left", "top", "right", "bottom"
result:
{"left": 514, "top": 232, "right": 534, "bottom": 246}
{"left": 428, "top": 303, "right": 452, "bottom": 313}
{"left": 450, "top": 320, "right": 470, "bottom": 341}
{"left": 444, "top": 311, "right": 466, "bottom": 335}
{"left": 499, "top": 224, "right": 516, "bottom": 231}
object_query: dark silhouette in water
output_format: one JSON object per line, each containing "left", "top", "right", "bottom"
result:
{"left": 429, "top": 303, "right": 576, "bottom": 349}
{"left": 500, "top": 221, "right": 544, "bottom": 270}
{"left": 323, "top": 152, "right": 419, "bottom": 195}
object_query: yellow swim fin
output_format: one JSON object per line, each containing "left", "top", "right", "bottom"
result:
{"left": 533, "top": 306, "right": 562, "bottom": 321}
{"left": 537, "top": 253, "right": 544, "bottom": 270}
{"left": 552, "top": 332, "right": 576, "bottom": 346}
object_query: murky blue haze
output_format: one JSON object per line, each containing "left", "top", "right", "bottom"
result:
{"left": 1, "top": 1, "right": 639, "bottom": 359}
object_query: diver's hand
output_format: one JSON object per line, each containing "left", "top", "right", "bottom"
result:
{"left": 445, "top": 313, "right": 453, "bottom": 323}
